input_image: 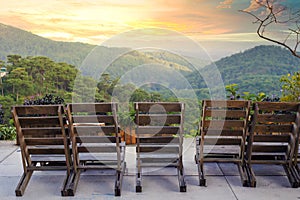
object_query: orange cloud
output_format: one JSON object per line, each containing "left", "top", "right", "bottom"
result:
{"left": 217, "top": 0, "right": 234, "bottom": 9}
{"left": 243, "top": 0, "right": 265, "bottom": 12}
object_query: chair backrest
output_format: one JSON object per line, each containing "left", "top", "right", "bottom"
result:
{"left": 199, "top": 100, "right": 251, "bottom": 160}
{"left": 247, "top": 102, "right": 300, "bottom": 163}
{"left": 12, "top": 105, "right": 71, "bottom": 170}
{"left": 135, "top": 102, "right": 184, "bottom": 165}
{"left": 66, "top": 103, "right": 121, "bottom": 169}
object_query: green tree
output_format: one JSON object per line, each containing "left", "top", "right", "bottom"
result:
{"left": 5, "top": 67, "right": 33, "bottom": 101}
{"left": 72, "top": 75, "right": 97, "bottom": 103}
{"left": 0, "top": 95, "right": 15, "bottom": 124}
{"left": 0, "top": 60, "right": 5, "bottom": 96}
{"left": 6, "top": 55, "right": 22, "bottom": 70}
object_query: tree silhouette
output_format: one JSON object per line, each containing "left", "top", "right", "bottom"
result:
{"left": 241, "top": 0, "right": 300, "bottom": 58}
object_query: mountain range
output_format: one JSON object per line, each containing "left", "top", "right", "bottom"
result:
{"left": 1, "top": 22, "right": 300, "bottom": 96}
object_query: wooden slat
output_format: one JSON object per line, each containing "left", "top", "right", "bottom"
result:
{"left": 136, "top": 126, "right": 179, "bottom": 135}
{"left": 139, "top": 162, "right": 178, "bottom": 167}
{"left": 254, "top": 124, "right": 293, "bottom": 133}
{"left": 251, "top": 145, "right": 288, "bottom": 153}
{"left": 204, "top": 100, "right": 248, "bottom": 108}
{"left": 253, "top": 135, "right": 291, "bottom": 142}
{"left": 18, "top": 116, "right": 62, "bottom": 127}
{"left": 203, "top": 137, "right": 241, "bottom": 145}
{"left": 202, "top": 129, "right": 244, "bottom": 136}
{"left": 25, "top": 138, "right": 66, "bottom": 145}
{"left": 205, "top": 110, "right": 247, "bottom": 118}
{"left": 137, "top": 145, "right": 179, "bottom": 153}
{"left": 139, "top": 137, "right": 179, "bottom": 144}
{"left": 22, "top": 127, "right": 65, "bottom": 136}
{"left": 139, "top": 153, "right": 178, "bottom": 163}
{"left": 79, "top": 153, "right": 120, "bottom": 162}
{"left": 75, "top": 136, "right": 119, "bottom": 143}
{"left": 68, "top": 103, "right": 114, "bottom": 113}
{"left": 256, "top": 102, "right": 299, "bottom": 112}
{"left": 72, "top": 115, "right": 114, "bottom": 124}
{"left": 14, "top": 105, "right": 60, "bottom": 116}
{"left": 135, "top": 102, "right": 182, "bottom": 112}
{"left": 77, "top": 145, "right": 117, "bottom": 153}
{"left": 203, "top": 120, "right": 245, "bottom": 129}
{"left": 137, "top": 114, "right": 181, "bottom": 125}
{"left": 256, "top": 114, "right": 296, "bottom": 123}
{"left": 140, "top": 157, "right": 178, "bottom": 163}
{"left": 72, "top": 126, "right": 117, "bottom": 135}
{"left": 139, "top": 153, "right": 178, "bottom": 159}
{"left": 28, "top": 148, "right": 66, "bottom": 154}
{"left": 31, "top": 155, "right": 67, "bottom": 162}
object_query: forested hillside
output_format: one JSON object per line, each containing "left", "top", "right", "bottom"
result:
{"left": 188, "top": 45, "right": 300, "bottom": 96}
{"left": 0, "top": 23, "right": 94, "bottom": 66}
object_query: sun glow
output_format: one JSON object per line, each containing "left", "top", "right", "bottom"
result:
{"left": 0, "top": 0, "right": 264, "bottom": 45}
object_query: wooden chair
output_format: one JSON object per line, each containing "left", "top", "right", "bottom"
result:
{"left": 65, "top": 103, "right": 126, "bottom": 196}
{"left": 12, "top": 105, "right": 72, "bottom": 196}
{"left": 295, "top": 130, "right": 300, "bottom": 184}
{"left": 195, "top": 100, "right": 251, "bottom": 186}
{"left": 246, "top": 102, "right": 300, "bottom": 188}
{"left": 135, "top": 102, "right": 186, "bottom": 192}
{"left": 292, "top": 103, "right": 300, "bottom": 184}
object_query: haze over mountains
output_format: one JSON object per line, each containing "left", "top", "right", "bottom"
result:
{"left": 1, "top": 22, "right": 300, "bottom": 96}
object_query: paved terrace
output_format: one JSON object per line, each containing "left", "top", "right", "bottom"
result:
{"left": 0, "top": 139, "right": 299, "bottom": 200}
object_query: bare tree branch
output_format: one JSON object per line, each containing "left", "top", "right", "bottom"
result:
{"left": 240, "top": 0, "right": 300, "bottom": 58}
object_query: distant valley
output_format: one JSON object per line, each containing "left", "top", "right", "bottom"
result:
{"left": 1, "top": 22, "right": 300, "bottom": 97}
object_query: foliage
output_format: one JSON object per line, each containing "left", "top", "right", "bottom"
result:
{"left": 130, "top": 88, "right": 162, "bottom": 102}
{"left": 225, "top": 84, "right": 240, "bottom": 100}
{"left": 71, "top": 75, "right": 98, "bottom": 103}
{"left": 2, "top": 55, "right": 78, "bottom": 101}
{"left": 225, "top": 83, "right": 279, "bottom": 102}
{"left": 0, "top": 95, "right": 15, "bottom": 124}
{"left": 280, "top": 72, "right": 300, "bottom": 102}
{"left": 242, "top": 92, "right": 266, "bottom": 102}
{"left": 0, "top": 105, "right": 3, "bottom": 124}
{"left": 0, "top": 124, "right": 16, "bottom": 140}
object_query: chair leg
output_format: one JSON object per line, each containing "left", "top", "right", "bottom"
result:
{"left": 197, "top": 161, "right": 206, "bottom": 186}
{"left": 245, "top": 163, "right": 256, "bottom": 187}
{"left": 237, "top": 163, "right": 249, "bottom": 187}
{"left": 295, "top": 164, "right": 300, "bottom": 183}
{"left": 177, "top": 166, "right": 186, "bottom": 192}
{"left": 66, "top": 170, "right": 81, "bottom": 196}
{"left": 291, "top": 165, "right": 300, "bottom": 187}
{"left": 115, "top": 162, "right": 126, "bottom": 196}
{"left": 15, "top": 171, "right": 33, "bottom": 196}
{"left": 136, "top": 172, "right": 142, "bottom": 193}
{"left": 61, "top": 170, "right": 73, "bottom": 196}
{"left": 195, "top": 138, "right": 200, "bottom": 164}
{"left": 283, "top": 164, "right": 299, "bottom": 188}
{"left": 115, "top": 172, "right": 121, "bottom": 196}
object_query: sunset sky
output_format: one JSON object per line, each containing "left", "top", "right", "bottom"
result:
{"left": 0, "top": 0, "right": 298, "bottom": 59}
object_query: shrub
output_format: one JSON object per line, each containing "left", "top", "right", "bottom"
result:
{"left": 24, "top": 94, "right": 65, "bottom": 105}
{"left": 280, "top": 72, "right": 300, "bottom": 102}
{"left": 0, "top": 125, "right": 16, "bottom": 140}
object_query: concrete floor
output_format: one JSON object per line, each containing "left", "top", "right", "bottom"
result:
{"left": 0, "top": 139, "right": 299, "bottom": 200}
